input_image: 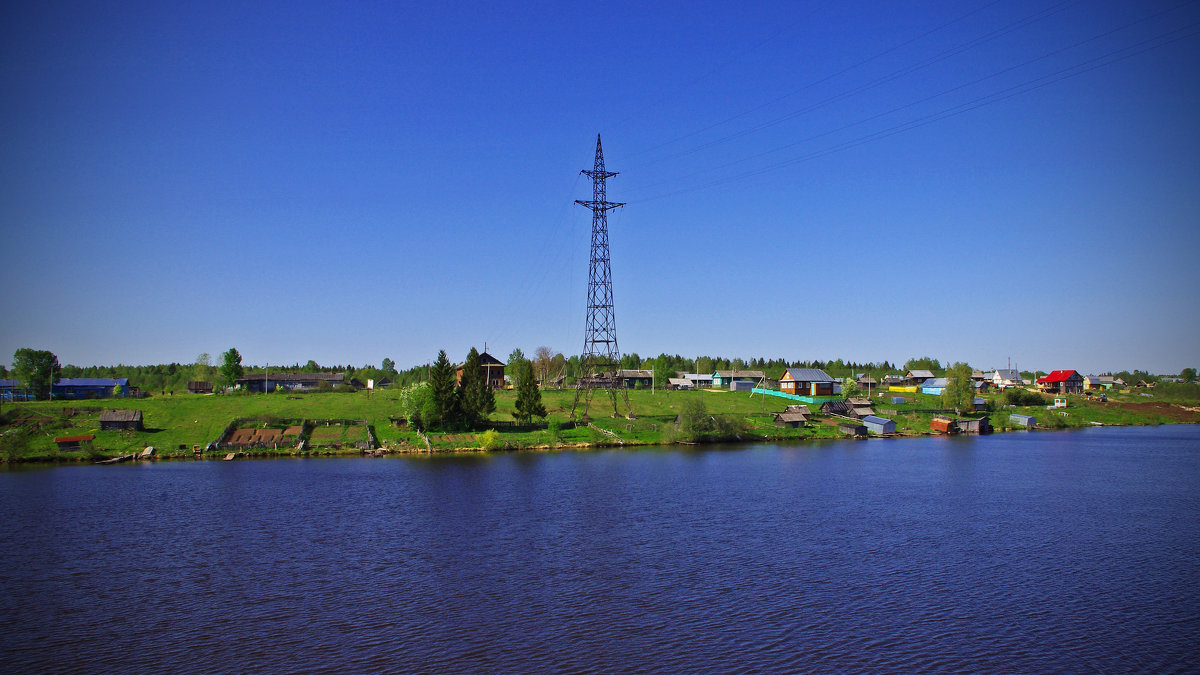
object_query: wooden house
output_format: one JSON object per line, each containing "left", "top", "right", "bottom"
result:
{"left": 1036, "top": 370, "right": 1084, "bottom": 394}
{"left": 779, "top": 368, "right": 836, "bottom": 397}
{"left": 616, "top": 369, "right": 654, "bottom": 389}
{"left": 904, "top": 369, "right": 936, "bottom": 386}
{"left": 100, "top": 409, "right": 144, "bottom": 431}
{"left": 684, "top": 373, "right": 714, "bottom": 388}
{"left": 455, "top": 352, "right": 506, "bottom": 389}
{"left": 187, "top": 381, "right": 213, "bottom": 394}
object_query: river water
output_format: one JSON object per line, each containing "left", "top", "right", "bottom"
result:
{"left": 2, "top": 425, "right": 1198, "bottom": 673}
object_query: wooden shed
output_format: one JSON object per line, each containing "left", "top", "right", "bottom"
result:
{"left": 54, "top": 435, "right": 95, "bottom": 451}
{"left": 187, "top": 381, "right": 213, "bottom": 394}
{"left": 774, "top": 411, "right": 809, "bottom": 428}
{"left": 955, "top": 417, "right": 992, "bottom": 434}
{"left": 100, "top": 409, "right": 144, "bottom": 431}
{"left": 837, "top": 423, "right": 867, "bottom": 437}
{"left": 931, "top": 417, "right": 956, "bottom": 434}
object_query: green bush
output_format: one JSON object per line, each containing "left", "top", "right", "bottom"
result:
{"left": 479, "top": 429, "right": 503, "bottom": 451}
{"left": 1004, "top": 389, "right": 1046, "bottom": 407}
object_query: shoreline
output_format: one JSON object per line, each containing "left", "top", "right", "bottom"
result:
{"left": 5, "top": 418, "right": 1196, "bottom": 466}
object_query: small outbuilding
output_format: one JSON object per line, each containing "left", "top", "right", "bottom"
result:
{"left": 837, "top": 423, "right": 867, "bottom": 437}
{"left": 1010, "top": 413, "right": 1037, "bottom": 428}
{"left": 667, "top": 377, "right": 694, "bottom": 390}
{"left": 54, "top": 435, "right": 95, "bottom": 452}
{"left": 955, "top": 417, "right": 992, "bottom": 434}
{"left": 187, "top": 381, "right": 213, "bottom": 394}
{"left": 774, "top": 411, "right": 809, "bottom": 428}
{"left": 931, "top": 417, "right": 956, "bottom": 434}
{"left": 100, "top": 409, "right": 144, "bottom": 431}
{"left": 861, "top": 415, "right": 896, "bottom": 434}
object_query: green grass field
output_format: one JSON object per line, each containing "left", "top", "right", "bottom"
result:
{"left": 2, "top": 384, "right": 1195, "bottom": 463}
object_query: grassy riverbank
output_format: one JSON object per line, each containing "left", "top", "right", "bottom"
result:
{"left": 2, "top": 386, "right": 1198, "bottom": 463}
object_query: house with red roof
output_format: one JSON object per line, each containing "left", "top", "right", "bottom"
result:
{"left": 1036, "top": 370, "right": 1084, "bottom": 394}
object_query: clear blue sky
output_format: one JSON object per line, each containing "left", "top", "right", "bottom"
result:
{"left": 2, "top": 0, "right": 1198, "bottom": 375}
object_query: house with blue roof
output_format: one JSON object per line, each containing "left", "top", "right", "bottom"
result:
{"left": 0, "top": 379, "right": 35, "bottom": 401}
{"left": 921, "top": 378, "right": 948, "bottom": 395}
{"left": 52, "top": 378, "right": 130, "bottom": 399}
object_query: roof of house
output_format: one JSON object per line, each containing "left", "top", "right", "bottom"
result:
{"left": 782, "top": 368, "right": 835, "bottom": 382}
{"left": 775, "top": 412, "right": 809, "bottom": 422}
{"left": 617, "top": 369, "right": 653, "bottom": 378}
{"left": 784, "top": 404, "right": 810, "bottom": 414}
{"left": 54, "top": 435, "right": 95, "bottom": 443}
{"left": 862, "top": 415, "right": 892, "bottom": 426}
{"left": 55, "top": 378, "right": 129, "bottom": 387}
{"left": 100, "top": 409, "right": 142, "bottom": 422}
{"left": 856, "top": 375, "right": 878, "bottom": 384}
{"left": 238, "top": 372, "right": 344, "bottom": 383}
{"left": 923, "top": 378, "right": 949, "bottom": 388}
{"left": 821, "top": 400, "right": 851, "bottom": 415}
{"left": 907, "top": 369, "right": 936, "bottom": 379}
{"left": 714, "top": 369, "right": 766, "bottom": 379}
{"left": 667, "top": 378, "right": 692, "bottom": 387}
{"left": 847, "top": 397, "right": 872, "bottom": 406}
{"left": 993, "top": 369, "right": 1021, "bottom": 380}
{"left": 1037, "top": 370, "right": 1080, "bottom": 383}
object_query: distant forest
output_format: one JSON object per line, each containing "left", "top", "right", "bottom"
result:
{"left": 1, "top": 351, "right": 1185, "bottom": 396}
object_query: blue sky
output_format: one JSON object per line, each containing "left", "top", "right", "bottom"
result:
{"left": 2, "top": 0, "right": 1198, "bottom": 375}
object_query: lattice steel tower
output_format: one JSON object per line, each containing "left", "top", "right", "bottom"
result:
{"left": 572, "top": 134, "right": 632, "bottom": 420}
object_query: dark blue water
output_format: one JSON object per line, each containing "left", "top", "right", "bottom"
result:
{"left": 2, "top": 425, "right": 1198, "bottom": 673}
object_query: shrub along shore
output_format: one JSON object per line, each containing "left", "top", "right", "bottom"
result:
{"left": 2, "top": 387, "right": 1198, "bottom": 464}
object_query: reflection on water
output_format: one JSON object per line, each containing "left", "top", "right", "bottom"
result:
{"left": 1, "top": 425, "right": 1198, "bottom": 672}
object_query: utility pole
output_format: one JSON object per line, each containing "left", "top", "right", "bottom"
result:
{"left": 571, "top": 134, "right": 632, "bottom": 421}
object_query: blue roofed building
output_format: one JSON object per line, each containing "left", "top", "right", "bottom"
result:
{"left": 1, "top": 379, "right": 35, "bottom": 401}
{"left": 52, "top": 378, "right": 130, "bottom": 399}
{"left": 922, "top": 378, "right": 948, "bottom": 395}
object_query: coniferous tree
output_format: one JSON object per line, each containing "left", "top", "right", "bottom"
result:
{"left": 459, "top": 347, "right": 495, "bottom": 428}
{"left": 513, "top": 359, "right": 546, "bottom": 424}
{"left": 428, "top": 349, "right": 460, "bottom": 429}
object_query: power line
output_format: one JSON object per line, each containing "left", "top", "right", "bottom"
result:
{"left": 627, "top": 22, "right": 1200, "bottom": 204}
{"left": 625, "top": 1, "right": 1197, "bottom": 197}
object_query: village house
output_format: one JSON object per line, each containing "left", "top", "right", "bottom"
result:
{"left": 779, "top": 368, "right": 836, "bottom": 397}
{"left": 187, "top": 381, "right": 213, "bottom": 394}
{"left": 1037, "top": 370, "right": 1084, "bottom": 394}
{"left": 52, "top": 378, "right": 130, "bottom": 399}
{"left": 0, "top": 379, "right": 33, "bottom": 401}
{"left": 667, "top": 377, "right": 693, "bottom": 390}
{"left": 855, "top": 374, "right": 879, "bottom": 393}
{"left": 455, "top": 352, "right": 506, "bottom": 389}
{"left": 1083, "top": 374, "right": 1107, "bottom": 391}
{"left": 237, "top": 372, "right": 345, "bottom": 393}
{"left": 921, "top": 378, "right": 948, "bottom": 395}
{"left": 712, "top": 370, "right": 766, "bottom": 388}
{"left": 616, "top": 369, "right": 654, "bottom": 389}
{"left": 684, "top": 373, "right": 713, "bottom": 389}
{"left": 990, "top": 369, "right": 1023, "bottom": 389}
{"left": 100, "top": 409, "right": 144, "bottom": 431}
{"left": 904, "top": 369, "right": 936, "bottom": 386}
